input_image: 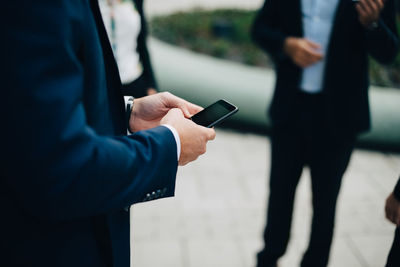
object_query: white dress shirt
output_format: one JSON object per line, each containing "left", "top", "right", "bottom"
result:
{"left": 300, "top": 0, "right": 340, "bottom": 93}
{"left": 100, "top": 0, "right": 143, "bottom": 84}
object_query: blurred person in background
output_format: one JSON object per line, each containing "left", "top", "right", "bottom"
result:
{"left": 100, "top": 0, "right": 157, "bottom": 97}
{"left": 385, "top": 176, "right": 400, "bottom": 267}
{"left": 0, "top": 0, "right": 216, "bottom": 266}
{"left": 252, "top": 0, "right": 399, "bottom": 266}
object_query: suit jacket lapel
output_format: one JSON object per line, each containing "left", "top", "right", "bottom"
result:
{"left": 89, "top": 0, "right": 126, "bottom": 134}
{"left": 331, "top": 0, "right": 348, "bottom": 33}
{"left": 294, "top": 0, "right": 304, "bottom": 37}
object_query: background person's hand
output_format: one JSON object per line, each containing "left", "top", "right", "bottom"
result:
{"left": 146, "top": 88, "right": 157, "bottom": 96}
{"left": 356, "top": 0, "right": 384, "bottom": 28}
{"left": 129, "top": 92, "right": 203, "bottom": 132}
{"left": 283, "top": 37, "right": 323, "bottom": 68}
{"left": 385, "top": 192, "right": 400, "bottom": 226}
{"left": 161, "top": 108, "right": 216, "bottom": 166}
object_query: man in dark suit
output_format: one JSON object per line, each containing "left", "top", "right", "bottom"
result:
{"left": 385, "top": 176, "right": 400, "bottom": 267}
{"left": 252, "top": 0, "right": 399, "bottom": 266}
{"left": 0, "top": 0, "right": 215, "bottom": 266}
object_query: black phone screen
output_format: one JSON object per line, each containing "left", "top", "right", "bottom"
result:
{"left": 191, "top": 100, "right": 238, "bottom": 128}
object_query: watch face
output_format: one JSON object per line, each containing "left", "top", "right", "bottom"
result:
{"left": 369, "top": 22, "right": 379, "bottom": 30}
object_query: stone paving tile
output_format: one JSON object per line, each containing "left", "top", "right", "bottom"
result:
{"left": 186, "top": 239, "right": 244, "bottom": 267}
{"left": 130, "top": 129, "right": 400, "bottom": 267}
{"left": 131, "top": 240, "right": 185, "bottom": 267}
{"left": 349, "top": 234, "right": 396, "bottom": 267}
{"left": 329, "top": 237, "right": 365, "bottom": 267}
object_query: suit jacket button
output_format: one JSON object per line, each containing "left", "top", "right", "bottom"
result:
{"left": 143, "top": 193, "right": 151, "bottom": 201}
{"left": 162, "top": 188, "right": 167, "bottom": 196}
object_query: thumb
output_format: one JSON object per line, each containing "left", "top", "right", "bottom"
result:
{"left": 203, "top": 127, "right": 216, "bottom": 141}
{"left": 168, "top": 108, "right": 184, "bottom": 117}
{"left": 161, "top": 108, "right": 184, "bottom": 124}
{"left": 179, "top": 104, "right": 191, "bottom": 118}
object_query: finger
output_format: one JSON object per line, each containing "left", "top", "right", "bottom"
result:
{"left": 304, "top": 39, "right": 321, "bottom": 50}
{"left": 297, "top": 54, "right": 317, "bottom": 67}
{"left": 356, "top": 3, "right": 367, "bottom": 18}
{"left": 385, "top": 207, "right": 393, "bottom": 223}
{"left": 146, "top": 88, "right": 157, "bottom": 95}
{"left": 178, "top": 159, "right": 189, "bottom": 166}
{"left": 304, "top": 45, "right": 323, "bottom": 57}
{"left": 162, "top": 92, "right": 187, "bottom": 109}
{"left": 364, "top": 0, "right": 378, "bottom": 13}
{"left": 375, "top": 0, "right": 384, "bottom": 10}
{"left": 183, "top": 102, "right": 203, "bottom": 117}
{"left": 369, "top": 0, "right": 383, "bottom": 12}
{"left": 177, "top": 104, "right": 191, "bottom": 118}
{"left": 295, "top": 57, "right": 310, "bottom": 68}
{"left": 385, "top": 209, "right": 392, "bottom": 221}
{"left": 163, "top": 92, "right": 202, "bottom": 118}
{"left": 385, "top": 202, "right": 390, "bottom": 218}
{"left": 294, "top": 51, "right": 317, "bottom": 67}
{"left": 307, "top": 53, "right": 323, "bottom": 64}
{"left": 358, "top": 0, "right": 373, "bottom": 15}
{"left": 205, "top": 128, "right": 216, "bottom": 141}
{"left": 390, "top": 214, "right": 397, "bottom": 225}
{"left": 388, "top": 209, "right": 397, "bottom": 224}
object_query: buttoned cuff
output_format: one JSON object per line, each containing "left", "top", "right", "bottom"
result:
{"left": 160, "top": 124, "right": 180, "bottom": 162}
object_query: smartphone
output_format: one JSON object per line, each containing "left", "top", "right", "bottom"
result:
{"left": 191, "top": 99, "right": 239, "bottom": 128}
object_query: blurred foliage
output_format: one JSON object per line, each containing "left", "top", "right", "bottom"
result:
{"left": 151, "top": 10, "right": 400, "bottom": 89}
{"left": 151, "top": 9, "right": 272, "bottom": 67}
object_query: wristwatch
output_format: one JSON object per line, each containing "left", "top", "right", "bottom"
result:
{"left": 367, "top": 21, "right": 379, "bottom": 31}
{"left": 125, "top": 96, "right": 134, "bottom": 134}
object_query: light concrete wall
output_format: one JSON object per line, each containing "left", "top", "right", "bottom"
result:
{"left": 149, "top": 38, "right": 400, "bottom": 151}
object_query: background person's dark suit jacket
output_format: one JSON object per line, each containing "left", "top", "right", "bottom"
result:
{"left": 386, "top": 177, "right": 400, "bottom": 267}
{"left": 252, "top": 0, "right": 399, "bottom": 134}
{"left": 0, "top": 1, "right": 178, "bottom": 266}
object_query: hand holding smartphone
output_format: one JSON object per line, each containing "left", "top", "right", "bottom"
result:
{"left": 190, "top": 99, "right": 239, "bottom": 128}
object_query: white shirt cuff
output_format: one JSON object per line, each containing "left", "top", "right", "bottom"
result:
{"left": 160, "top": 124, "right": 181, "bottom": 162}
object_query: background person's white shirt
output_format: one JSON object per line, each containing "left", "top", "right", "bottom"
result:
{"left": 300, "top": 0, "right": 340, "bottom": 93}
{"left": 100, "top": 0, "right": 143, "bottom": 84}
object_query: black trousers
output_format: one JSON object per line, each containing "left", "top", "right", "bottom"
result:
{"left": 257, "top": 92, "right": 355, "bottom": 267}
{"left": 386, "top": 227, "right": 400, "bottom": 267}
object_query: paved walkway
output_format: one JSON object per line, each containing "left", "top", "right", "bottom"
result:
{"left": 131, "top": 1, "right": 400, "bottom": 266}
{"left": 131, "top": 130, "right": 400, "bottom": 267}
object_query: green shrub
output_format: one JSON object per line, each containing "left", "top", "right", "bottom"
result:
{"left": 151, "top": 10, "right": 400, "bottom": 89}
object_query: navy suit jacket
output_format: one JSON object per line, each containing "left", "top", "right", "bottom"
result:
{"left": 252, "top": 0, "right": 399, "bottom": 134}
{"left": 0, "top": 0, "right": 178, "bottom": 266}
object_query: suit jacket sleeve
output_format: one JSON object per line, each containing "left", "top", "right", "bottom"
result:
{"left": 1, "top": 1, "right": 176, "bottom": 221}
{"left": 365, "top": 0, "right": 399, "bottom": 64}
{"left": 251, "top": 0, "right": 288, "bottom": 61}
{"left": 394, "top": 177, "right": 400, "bottom": 201}
{"left": 135, "top": 0, "right": 158, "bottom": 90}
